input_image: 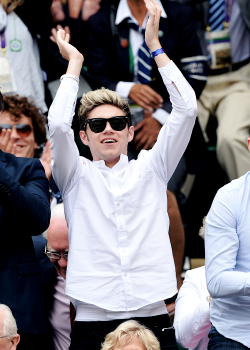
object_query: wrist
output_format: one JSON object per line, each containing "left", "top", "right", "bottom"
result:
{"left": 148, "top": 41, "right": 161, "bottom": 53}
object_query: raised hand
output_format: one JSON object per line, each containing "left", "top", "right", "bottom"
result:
{"left": 128, "top": 84, "right": 163, "bottom": 110}
{"left": 144, "top": 0, "right": 162, "bottom": 52}
{"left": 51, "top": 25, "right": 70, "bottom": 43}
{"left": 40, "top": 141, "right": 52, "bottom": 181}
{"left": 56, "top": 29, "right": 83, "bottom": 62}
{"left": 0, "top": 129, "right": 17, "bottom": 155}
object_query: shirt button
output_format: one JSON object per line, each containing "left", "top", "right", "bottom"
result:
{"left": 117, "top": 202, "right": 120, "bottom": 207}
{"left": 124, "top": 273, "right": 127, "bottom": 277}
{"left": 120, "top": 225, "right": 123, "bottom": 230}
{"left": 122, "top": 250, "right": 125, "bottom": 254}
{"left": 139, "top": 174, "right": 142, "bottom": 178}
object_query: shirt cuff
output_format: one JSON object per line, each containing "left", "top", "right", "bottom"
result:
{"left": 58, "top": 75, "right": 79, "bottom": 97}
{"left": 152, "top": 108, "right": 170, "bottom": 125}
{"left": 116, "top": 82, "right": 135, "bottom": 98}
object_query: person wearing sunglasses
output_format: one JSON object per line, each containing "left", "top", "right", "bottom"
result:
{"left": 48, "top": 1, "right": 197, "bottom": 349}
{"left": 0, "top": 90, "right": 51, "bottom": 350}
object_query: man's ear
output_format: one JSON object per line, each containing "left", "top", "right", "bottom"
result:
{"left": 128, "top": 125, "right": 134, "bottom": 143}
{"left": 10, "top": 334, "right": 20, "bottom": 349}
{"left": 79, "top": 130, "right": 89, "bottom": 146}
{"left": 247, "top": 138, "right": 250, "bottom": 152}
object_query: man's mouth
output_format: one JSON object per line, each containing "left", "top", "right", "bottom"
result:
{"left": 101, "top": 139, "right": 117, "bottom": 144}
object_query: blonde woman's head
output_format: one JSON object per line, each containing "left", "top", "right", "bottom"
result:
{"left": 101, "top": 320, "right": 160, "bottom": 350}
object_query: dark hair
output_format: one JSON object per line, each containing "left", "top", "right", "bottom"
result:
{"left": 2, "top": 95, "right": 47, "bottom": 158}
{"left": 0, "top": 92, "right": 4, "bottom": 112}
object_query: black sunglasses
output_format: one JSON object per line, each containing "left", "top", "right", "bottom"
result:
{"left": 83, "top": 116, "right": 131, "bottom": 133}
{"left": 0, "top": 123, "right": 33, "bottom": 137}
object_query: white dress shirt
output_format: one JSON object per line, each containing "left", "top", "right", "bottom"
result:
{"left": 115, "top": 0, "right": 169, "bottom": 125}
{"left": 48, "top": 61, "right": 197, "bottom": 317}
{"left": 205, "top": 173, "right": 250, "bottom": 348}
{"left": 174, "top": 267, "right": 210, "bottom": 350}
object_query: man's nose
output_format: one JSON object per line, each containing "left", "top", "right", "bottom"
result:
{"left": 10, "top": 126, "right": 20, "bottom": 140}
{"left": 58, "top": 256, "right": 67, "bottom": 268}
{"left": 103, "top": 121, "right": 113, "bottom": 132}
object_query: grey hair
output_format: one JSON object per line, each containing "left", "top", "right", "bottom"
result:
{"left": 43, "top": 203, "right": 65, "bottom": 240}
{"left": 0, "top": 304, "right": 18, "bottom": 339}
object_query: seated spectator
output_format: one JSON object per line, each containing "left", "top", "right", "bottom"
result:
{"left": 0, "top": 304, "right": 20, "bottom": 350}
{"left": 101, "top": 320, "right": 160, "bottom": 350}
{"left": 174, "top": 217, "right": 210, "bottom": 350}
{"left": 34, "top": 203, "right": 72, "bottom": 350}
{"left": 0, "top": 0, "right": 47, "bottom": 111}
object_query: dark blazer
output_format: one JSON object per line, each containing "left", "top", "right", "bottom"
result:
{"left": 0, "top": 150, "right": 51, "bottom": 335}
{"left": 87, "top": 0, "right": 207, "bottom": 113}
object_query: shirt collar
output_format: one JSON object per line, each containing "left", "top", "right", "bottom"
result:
{"left": 93, "top": 153, "right": 129, "bottom": 171}
{"left": 115, "top": 0, "right": 167, "bottom": 26}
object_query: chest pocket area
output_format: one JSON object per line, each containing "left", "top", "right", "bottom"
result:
{"left": 131, "top": 171, "right": 155, "bottom": 207}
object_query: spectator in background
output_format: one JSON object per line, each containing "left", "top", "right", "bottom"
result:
{"left": 0, "top": 91, "right": 51, "bottom": 350}
{"left": 0, "top": 304, "right": 20, "bottom": 350}
{"left": 101, "top": 320, "right": 160, "bottom": 350}
{"left": 0, "top": 0, "right": 47, "bottom": 112}
{"left": 86, "top": 0, "right": 208, "bottom": 289}
{"left": 205, "top": 136, "right": 250, "bottom": 348}
{"left": 35, "top": 203, "right": 72, "bottom": 350}
{"left": 0, "top": 94, "right": 52, "bottom": 181}
{"left": 196, "top": 0, "right": 250, "bottom": 181}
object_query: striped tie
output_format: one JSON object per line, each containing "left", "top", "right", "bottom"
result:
{"left": 127, "top": 18, "right": 152, "bottom": 84}
{"left": 208, "top": 0, "right": 225, "bottom": 32}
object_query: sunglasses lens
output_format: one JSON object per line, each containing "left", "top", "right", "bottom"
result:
{"left": 110, "top": 117, "right": 127, "bottom": 131}
{"left": 16, "top": 124, "right": 32, "bottom": 137}
{"left": 89, "top": 119, "right": 106, "bottom": 133}
{"left": 0, "top": 124, "right": 12, "bottom": 134}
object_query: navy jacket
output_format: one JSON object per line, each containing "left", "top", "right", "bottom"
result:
{"left": 0, "top": 150, "right": 51, "bottom": 334}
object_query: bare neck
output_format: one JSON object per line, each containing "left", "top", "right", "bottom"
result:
{"left": 127, "top": 0, "right": 147, "bottom": 27}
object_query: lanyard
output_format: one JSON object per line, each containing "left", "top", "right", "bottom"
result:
{"left": 0, "top": 28, "right": 7, "bottom": 56}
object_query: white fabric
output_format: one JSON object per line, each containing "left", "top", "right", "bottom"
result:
{"left": 48, "top": 273, "right": 71, "bottom": 350}
{"left": 0, "top": 5, "right": 47, "bottom": 112}
{"left": 76, "top": 300, "right": 167, "bottom": 322}
{"left": 48, "top": 61, "right": 197, "bottom": 314}
{"left": 174, "top": 267, "right": 210, "bottom": 350}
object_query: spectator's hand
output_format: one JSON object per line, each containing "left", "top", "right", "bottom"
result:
{"left": 40, "top": 141, "right": 52, "bottom": 181}
{"left": 51, "top": 25, "right": 70, "bottom": 43}
{"left": 144, "top": 0, "right": 162, "bottom": 52}
{"left": 134, "top": 113, "right": 161, "bottom": 150}
{"left": 0, "top": 129, "right": 16, "bottom": 155}
{"left": 82, "top": 0, "right": 101, "bottom": 21}
{"left": 50, "top": 0, "right": 66, "bottom": 23}
{"left": 56, "top": 28, "right": 83, "bottom": 62}
{"left": 128, "top": 84, "right": 163, "bottom": 110}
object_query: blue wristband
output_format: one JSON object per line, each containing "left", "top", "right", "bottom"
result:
{"left": 151, "top": 48, "right": 165, "bottom": 57}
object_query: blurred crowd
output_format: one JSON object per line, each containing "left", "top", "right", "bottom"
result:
{"left": 0, "top": 0, "right": 250, "bottom": 349}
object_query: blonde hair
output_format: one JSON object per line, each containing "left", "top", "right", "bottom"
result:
{"left": 1, "top": 0, "right": 24, "bottom": 14}
{"left": 78, "top": 88, "right": 132, "bottom": 130}
{"left": 101, "top": 320, "right": 160, "bottom": 350}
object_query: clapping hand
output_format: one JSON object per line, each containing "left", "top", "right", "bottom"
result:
{"left": 0, "top": 129, "right": 16, "bottom": 155}
{"left": 40, "top": 141, "right": 52, "bottom": 181}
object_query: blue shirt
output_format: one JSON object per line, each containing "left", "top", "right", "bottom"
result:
{"left": 205, "top": 173, "right": 250, "bottom": 348}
